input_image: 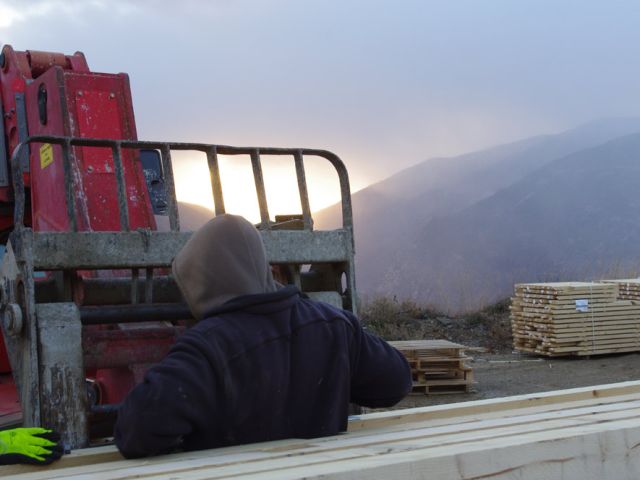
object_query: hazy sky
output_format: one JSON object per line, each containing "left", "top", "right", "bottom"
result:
{"left": 2, "top": 0, "right": 640, "bottom": 213}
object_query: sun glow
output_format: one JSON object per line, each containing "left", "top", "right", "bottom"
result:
{"left": 172, "top": 152, "right": 343, "bottom": 226}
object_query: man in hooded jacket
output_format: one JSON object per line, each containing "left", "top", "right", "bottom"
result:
{"left": 114, "top": 214, "right": 412, "bottom": 458}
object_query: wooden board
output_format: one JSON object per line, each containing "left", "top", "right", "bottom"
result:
{"left": 389, "top": 340, "right": 467, "bottom": 350}
{"left": 514, "top": 319, "right": 640, "bottom": 328}
{"left": 5, "top": 381, "right": 640, "bottom": 479}
{"left": 510, "top": 299, "right": 628, "bottom": 310}
{"left": 511, "top": 294, "right": 619, "bottom": 302}
{"left": 514, "top": 281, "right": 617, "bottom": 291}
{"left": 512, "top": 312, "right": 640, "bottom": 321}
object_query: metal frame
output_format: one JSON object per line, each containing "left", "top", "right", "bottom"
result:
{"left": 1, "top": 135, "right": 357, "bottom": 448}
{"left": 11, "top": 135, "right": 357, "bottom": 307}
{"left": 11, "top": 136, "right": 354, "bottom": 233}
{"left": 10, "top": 135, "right": 356, "bottom": 309}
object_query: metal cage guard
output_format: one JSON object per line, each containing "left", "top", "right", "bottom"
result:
{"left": 9, "top": 135, "right": 357, "bottom": 311}
{"left": 10, "top": 136, "right": 354, "bottom": 235}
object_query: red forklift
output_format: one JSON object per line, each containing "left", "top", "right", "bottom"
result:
{"left": 0, "top": 46, "right": 357, "bottom": 448}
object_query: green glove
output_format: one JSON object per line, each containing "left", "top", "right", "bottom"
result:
{"left": 0, "top": 427, "right": 63, "bottom": 465}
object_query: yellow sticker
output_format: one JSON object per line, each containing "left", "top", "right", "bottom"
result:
{"left": 40, "top": 143, "right": 54, "bottom": 169}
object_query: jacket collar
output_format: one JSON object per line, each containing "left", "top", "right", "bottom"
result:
{"left": 202, "top": 285, "right": 301, "bottom": 318}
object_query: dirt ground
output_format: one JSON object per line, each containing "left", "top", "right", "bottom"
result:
{"left": 359, "top": 296, "right": 640, "bottom": 411}
{"left": 393, "top": 351, "right": 640, "bottom": 410}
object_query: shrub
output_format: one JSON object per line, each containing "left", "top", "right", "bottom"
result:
{"left": 359, "top": 295, "right": 513, "bottom": 352}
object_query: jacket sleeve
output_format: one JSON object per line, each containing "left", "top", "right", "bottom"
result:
{"left": 114, "top": 329, "right": 219, "bottom": 458}
{"left": 349, "top": 317, "right": 412, "bottom": 408}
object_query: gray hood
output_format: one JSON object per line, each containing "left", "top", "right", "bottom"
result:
{"left": 172, "top": 214, "right": 277, "bottom": 320}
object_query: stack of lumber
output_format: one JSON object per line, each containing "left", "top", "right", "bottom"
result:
{"left": 6, "top": 381, "right": 640, "bottom": 479}
{"left": 511, "top": 281, "right": 640, "bottom": 356}
{"left": 389, "top": 339, "right": 473, "bottom": 394}
{"left": 602, "top": 278, "right": 640, "bottom": 301}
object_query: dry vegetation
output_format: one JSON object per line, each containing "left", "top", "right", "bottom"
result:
{"left": 359, "top": 296, "right": 513, "bottom": 353}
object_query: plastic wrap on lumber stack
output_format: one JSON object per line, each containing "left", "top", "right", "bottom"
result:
{"left": 6, "top": 381, "right": 640, "bottom": 480}
{"left": 511, "top": 281, "right": 640, "bottom": 356}
{"left": 388, "top": 340, "right": 474, "bottom": 394}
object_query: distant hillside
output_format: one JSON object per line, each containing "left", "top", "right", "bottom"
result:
{"left": 178, "top": 202, "right": 213, "bottom": 231}
{"left": 313, "top": 117, "right": 640, "bottom": 310}
{"left": 392, "top": 132, "right": 640, "bottom": 310}
{"left": 316, "top": 117, "right": 640, "bottom": 229}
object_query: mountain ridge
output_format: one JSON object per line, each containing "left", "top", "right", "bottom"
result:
{"left": 392, "top": 131, "right": 640, "bottom": 309}
{"left": 314, "top": 117, "right": 640, "bottom": 311}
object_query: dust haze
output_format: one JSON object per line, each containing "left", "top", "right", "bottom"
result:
{"left": 3, "top": 1, "right": 640, "bottom": 309}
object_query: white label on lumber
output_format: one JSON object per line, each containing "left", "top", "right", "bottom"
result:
{"left": 576, "top": 299, "right": 589, "bottom": 312}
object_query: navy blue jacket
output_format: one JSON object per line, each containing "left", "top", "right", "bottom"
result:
{"left": 114, "top": 287, "right": 412, "bottom": 458}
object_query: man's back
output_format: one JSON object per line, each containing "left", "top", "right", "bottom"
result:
{"left": 115, "top": 215, "right": 411, "bottom": 458}
{"left": 115, "top": 287, "right": 411, "bottom": 457}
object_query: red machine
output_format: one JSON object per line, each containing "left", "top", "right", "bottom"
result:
{"left": 0, "top": 46, "right": 173, "bottom": 430}
{"left": 0, "top": 46, "right": 155, "bottom": 233}
{"left": 0, "top": 46, "right": 357, "bottom": 448}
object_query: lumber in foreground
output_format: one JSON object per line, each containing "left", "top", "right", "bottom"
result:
{"left": 5, "top": 381, "right": 640, "bottom": 479}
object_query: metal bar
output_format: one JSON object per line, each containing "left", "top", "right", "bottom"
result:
{"left": 80, "top": 303, "right": 192, "bottom": 324}
{"left": 21, "top": 135, "right": 347, "bottom": 162}
{"left": 31, "top": 230, "right": 351, "bottom": 269}
{"left": 62, "top": 270, "right": 73, "bottom": 301}
{"left": 250, "top": 149, "right": 270, "bottom": 228}
{"left": 145, "top": 267, "right": 153, "bottom": 303}
{"left": 36, "top": 303, "right": 87, "bottom": 448}
{"left": 206, "top": 146, "right": 225, "bottom": 216}
{"left": 14, "top": 135, "right": 353, "bottom": 232}
{"left": 294, "top": 150, "right": 313, "bottom": 230}
{"left": 90, "top": 404, "right": 121, "bottom": 414}
{"left": 15, "top": 93, "right": 30, "bottom": 173}
{"left": 260, "top": 230, "right": 351, "bottom": 263}
{"left": 61, "top": 139, "right": 78, "bottom": 232}
{"left": 10, "top": 143, "right": 27, "bottom": 228}
{"left": 0, "top": 93, "right": 9, "bottom": 187}
{"left": 311, "top": 150, "right": 353, "bottom": 232}
{"left": 112, "top": 142, "right": 130, "bottom": 231}
{"left": 4, "top": 232, "right": 42, "bottom": 429}
{"left": 131, "top": 268, "right": 139, "bottom": 304}
{"left": 160, "top": 145, "right": 179, "bottom": 231}
{"left": 32, "top": 231, "right": 192, "bottom": 269}
{"left": 69, "top": 276, "right": 181, "bottom": 305}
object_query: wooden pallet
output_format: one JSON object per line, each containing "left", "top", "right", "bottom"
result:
{"left": 389, "top": 340, "right": 474, "bottom": 394}
{"left": 411, "top": 379, "right": 473, "bottom": 395}
{"left": 511, "top": 281, "right": 640, "bottom": 356}
{"left": 6, "top": 381, "right": 640, "bottom": 479}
